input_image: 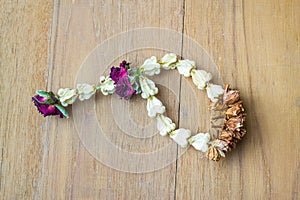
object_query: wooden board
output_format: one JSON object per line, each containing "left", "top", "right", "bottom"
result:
{"left": 0, "top": 0, "right": 299, "bottom": 199}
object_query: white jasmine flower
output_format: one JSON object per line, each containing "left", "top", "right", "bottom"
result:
{"left": 99, "top": 76, "right": 115, "bottom": 95}
{"left": 191, "top": 69, "right": 212, "bottom": 90}
{"left": 188, "top": 133, "right": 211, "bottom": 152}
{"left": 57, "top": 88, "right": 78, "bottom": 107}
{"left": 206, "top": 83, "right": 224, "bottom": 103}
{"left": 147, "top": 96, "right": 166, "bottom": 118}
{"left": 156, "top": 114, "right": 176, "bottom": 136}
{"left": 170, "top": 128, "right": 192, "bottom": 148}
{"left": 140, "top": 56, "right": 161, "bottom": 76}
{"left": 159, "top": 53, "right": 177, "bottom": 70}
{"left": 77, "top": 83, "right": 96, "bottom": 101}
{"left": 140, "top": 77, "right": 158, "bottom": 99}
{"left": 176, "top": 59, "right": 196, "bottom": 77}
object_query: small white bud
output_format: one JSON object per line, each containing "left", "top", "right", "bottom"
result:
{"left": 191, "top": 69, "right": 212, "bottom": 90}
{"left": 170, "top": 128, "right": 192, "bottom": 148}
{"left": 147, "top": 96, "right": 166, "bottom": 118}
{"left": 140, "top": 77, "right": 158, "bottom": 99}
{"left": 176, "top": 59, "right": 196, "bottom": 77}
{"left": 188, "top": 133, "right": 211, "bottom": 152}
{"left": 77, "top": 83, "right": 96, "bottom": 101}
{"left": 156, "top": 114, "right": 176, "bottom": 136}
{"left": 160, "top": 53, "right": 177, "bottom": 70}
{"left": 57, "top": 88, "right": 78, "bottom": 107}
{"left": 140, "top": 56, "right": 161, "bottom": 76}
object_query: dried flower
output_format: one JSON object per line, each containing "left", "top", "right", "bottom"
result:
{"left": 140, "top": 56, "right": 161, "bottom": 76}
{"left": 110, "top": 65, "right": 127, "bottom": 84}
{"left": 206, "top": 146, "right": 221, "bottom": 161}
{"left": 219, "top": 130, "right": 234, "bottom": 141}
{"left": 191, "top": 69, "right": 212, "bottom": 90}
{"left": 170, "top": 128, "right": 191, "bottom": 148}
{"left": 176, "top": 59, "right": 195, "bottom": 77}
{"left": 32, "top": 94, "right": 64, "bottom": 118}
{"left": 206, "top": 83, "right": 225, "bottom": 103}
{"left": 115, "top": 75, "right": 136, "bottom": 100}
{"left": 225, "top": 114, "right": 245, "bottom": 132}
{"left": 140, "top": 77, "right": 158, "bottom": 99}
{"left": 223, "top": 85, "right": 240, "bottom": 105}
{"left": 77, "top": 83, "right": 96, "bottom": 101}
{"left": 57, "top": 88, "right": 78, "bottom": 107}
{"left": 208, "top": 84, "right": 246, "bottom": 161}
{"left": 159, "top": 53, "right": 177, "bottom": 70}
{"left": 146, "top": 96, "right": 166, "bottom": 118}
{"left": 98, "top": 76, "right": 116, "bottom": 95}
{"left": 225, "top": 101, "right": 244, "bottom": 117}
{"left": 119, "top": 60, "right": 130, "bottom": 69}
{"left": 156, "top": 114, "right": 176, "bottom": 136}
{"left": 188, "top": 133, "right": 211, "bottom": 152}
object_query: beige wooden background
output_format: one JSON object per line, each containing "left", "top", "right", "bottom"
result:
{"left": 1, "top": 0, "right": 300, "bottom": 199}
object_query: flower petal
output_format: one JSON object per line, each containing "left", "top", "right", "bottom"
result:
{"left": 115, "top": 76, "right": 136, "bottom": 100}
{"left": 170, "top": 128, "right": 191, "bottom": 148}
{"left": 176, "top": 59, "right": 195, "bottom": 77}
{"left": 57, "top": 88, "right": 78, "bottom": 107}
{"left": 110, "top": 66, "right": 127, "bottom": 83}
{"left": 77, "top": 83, "right": 96, "bottom": 101}
{"left": 140, "top": 56, "right": 161, "bottom": 76}
{"left": 156, "top": 114, "right": 176, "bottom": 136}
{"left": 191, "top": 69, "right": 212, "bottom": 90}
{"left": 188, "top": 133, "right": 211, "bottom": 152}
{"left": 206, "top": 83, "right": 224, "bottom": 103}
{"left": 99, "top": 76, "right": 116, "bottom": 95}
{"left": 140, "top": 77, "right": 158, "bottom": 99}
{"left": 146, "top": 96, "right": 166, "bottom": 118}
{"left": 32, "top": 95, "right": 64, "bottom": 118}
{"left": 160, "top": 53, "right": 177, "bottom": 70}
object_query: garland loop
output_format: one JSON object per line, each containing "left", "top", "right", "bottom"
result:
{"left": 32, "top": 53, "right": 246, "bottom": 161}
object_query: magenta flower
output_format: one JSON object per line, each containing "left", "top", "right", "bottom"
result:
{"left": 109, "top": 60, "right": 139, "bottom": 100}
{"left": 119, "top": 60, "right": 130, "bottom": 68}
{"left": 109, "top": 60, "right": 130, "bottom": 83}
{"left": 115, "top": 76, "right": 136, "bottom": 100}
{"left": 110, "top": 66, "right": 127, "bottom": 83}
{"left": 32, "top": 95, "right": 64, "bottom": 118}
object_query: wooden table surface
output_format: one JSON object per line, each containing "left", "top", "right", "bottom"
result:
{"left": 1, "top": 0, "right": 299, "bottom": 199}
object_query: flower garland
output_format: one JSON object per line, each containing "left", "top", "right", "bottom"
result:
{"left": 32, "top": 53, "right": 246, "bottom": 161}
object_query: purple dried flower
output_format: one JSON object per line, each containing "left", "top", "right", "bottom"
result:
{"left": 110, "top": 66, "right": 127, "bottom": 84}
{"left": 32, "top": 95, "right": 64, "bottom": 118}
{"left": 119, "top": 60, "right": 130, "bottom": 68}
{"left": 115, "top": 76, "right": 136, "bottom": 100}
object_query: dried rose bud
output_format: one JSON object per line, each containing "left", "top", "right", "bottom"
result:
{"left": 32, "top": 95, "right": 64, "bottom": 118}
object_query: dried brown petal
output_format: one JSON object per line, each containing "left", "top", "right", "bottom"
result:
{"left": 209, "top": 97, "right": 228, "bottom": 111}
{"left": 239, "top": 128, "right": 247, "bottom": 137}
{"left": 226, "top": 102, "right": 244, "bottom": 117}
{"left": 223, "top": 85, "right": 240, "bottom": 105}
{"left": 225, "top": 114, "right": 245, "bottom": 131}
{"left": 232, "top": 131, "right": 242, "bottom": 140}
{"left": 206, "top": 146, "right": 221, "bottom": 161}
{"left": 219, "top": 130, "right": 233, "bottom": 140}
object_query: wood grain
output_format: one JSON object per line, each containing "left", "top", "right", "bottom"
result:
{"left": 0, "top": 1, "right": 53, "bottom": 199}
{"left": 0, "top": 0, "right": 299, "bottom": 199}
